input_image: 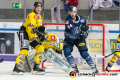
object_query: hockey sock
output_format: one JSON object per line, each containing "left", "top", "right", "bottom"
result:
{"left": 80, "top": 50, "right": 96, "bottom": 69}
{"left": 34, "top": 52, "right": 43, "bottom": 64}
{"left": 67, "top": 55, "right": 76, "bottom": 67}
{"left": 85, "top": 56, "right": 96, "bottom": 68}
{"left": 106, "top": 52, "right": 120, "bottom": 71}
{"left": 64, "top": 48, "right": 76, "bottom": 67}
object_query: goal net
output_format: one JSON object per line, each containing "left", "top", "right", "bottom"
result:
{"left": 42, "top": 23, "right": 120, "bottom": 72}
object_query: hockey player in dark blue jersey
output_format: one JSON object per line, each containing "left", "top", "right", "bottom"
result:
{"left": 63, "top": 6, "right": 99, "bottom": 74}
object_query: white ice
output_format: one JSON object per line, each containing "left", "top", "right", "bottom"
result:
{"left": 0, "top": 61, "right": 120, "bottom": 80}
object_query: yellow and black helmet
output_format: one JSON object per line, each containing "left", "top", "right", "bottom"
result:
{"left": 34, "top": 2, "right": 42, "bottom": 8}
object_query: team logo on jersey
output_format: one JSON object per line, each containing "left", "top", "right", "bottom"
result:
{"left": 50, "top": 35, "right": 55, "bottom": 40}
{"left": 78, "top": 43, "right": 85, "bottom": 46}
{"left": 30, "top": 38, "right": 35, "bottom": 41}
{"left": 39, "top": 21, "right": 42, "bottom": 25}
{"left": 67, "top": 24, "right": 73, "bottom": 29}
{"left": 34, "top": 15, "right": 37, "bottom": 20}
{"left": 80, "top": 19, "right": 85, "bottom": 23}
{"left": 65, "top": 21, "right": 69, "bottom": 24}
{"left": 28, "top": 23, "right": 33, "bottom": 27}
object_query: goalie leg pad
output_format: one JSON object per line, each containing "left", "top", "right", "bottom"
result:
{"left": 45, "top": 48, "right": 72, "bottom": 73}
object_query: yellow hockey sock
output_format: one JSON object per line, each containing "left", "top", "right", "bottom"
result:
{"left": 108, "top": 52, "right": 120, "bottom": 66}
{"left": 34, "top": 53, "right": 43, "bottom": 64}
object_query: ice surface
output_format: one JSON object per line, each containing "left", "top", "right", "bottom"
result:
{"left": 0, "top": 61, "right": 119, "bottom": 80}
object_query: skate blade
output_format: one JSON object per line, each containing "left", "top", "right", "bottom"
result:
{"left": 12, "top": 72, "right": 24, "bottom": 75}
{"left": 32, "top": 71, "right": 45, "bottom": 75}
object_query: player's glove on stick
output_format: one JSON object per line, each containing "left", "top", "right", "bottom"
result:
{"left": 32, "top": 26, "right": 45, "bottom": 34}
{"left": 81, "top": 25, "right": 89, "bottom": 32}
{"left": 80, "top": 25, "right": 89, "bottom": 38}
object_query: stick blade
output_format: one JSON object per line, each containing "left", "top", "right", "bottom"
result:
{"left": 95, "top": 55, "right": 104, "bottom": 58}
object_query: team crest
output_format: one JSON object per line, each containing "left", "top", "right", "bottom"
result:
{"left": 67, "top": 24, "right": 73, "bottom": 29}
{"left": 80, "top": 19, "right": 85, "bottom": 23}
{"left": 65, "top": 21, "right": 69, "bottom": 24}
{"left": 39, "top": 21, "right": 42, "bottom": 24}
{"left": 34, "top": 15, "right": 37, "bottom": 20}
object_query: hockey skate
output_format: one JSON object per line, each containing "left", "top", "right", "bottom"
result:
{"left": 71, "top": 64, "right": 79, "bottom": 73}
{"left": 12, "top": 64, "right": 24, "bottom": 75}
{"left": 105, "top": 65, "right": 110, "bottom": 73}
{"left": 92, "top": 65, "right": 99, "bottom": 76}
{"left": 33, "top": 64, "right": 45, "bottom": 75}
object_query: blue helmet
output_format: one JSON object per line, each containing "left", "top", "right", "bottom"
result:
{"left": 68, "top": 6, "right": 77, "bottom": 12}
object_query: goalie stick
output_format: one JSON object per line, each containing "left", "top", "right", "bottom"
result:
{"left": 95, "top": 52, "right": 115, "bottom": 58}
{"left": 0, "top": 58, "right": 4, "bottom": 63}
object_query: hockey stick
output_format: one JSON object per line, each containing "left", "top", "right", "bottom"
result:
{"left": 42, "top": 0, "right": 44, "bottom": 25}
{"left": 80, "top": 5, "right": 94, "bottom": 35}
{"left": 0, "top": 58, "right": 4, "bottom": 63}
{"left": 95, "top": 52, "right": 115, "bottom": 58}
{"left": 25, "top": 46, "right": 33, "bottom": 73}
{"left": 86, "top": 5, "right": 94, "bottom": 26}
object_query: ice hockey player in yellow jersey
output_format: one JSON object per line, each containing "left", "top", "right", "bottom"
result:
{"left": 13, "top": 2, "right": 46, "bottom": 74}
{"left": 106, "top": 34, "right": 120, "bottom": 72}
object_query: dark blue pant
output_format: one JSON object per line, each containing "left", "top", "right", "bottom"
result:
{"left": 63, "top": 38, "right": 95, "bottom": 68}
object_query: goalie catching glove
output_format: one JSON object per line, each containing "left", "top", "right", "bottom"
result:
{"left": 32, "top": 26, "right": 46, "bottom": 42}
{"left": 32, "top": 26, "right": 45, "bottom": 34}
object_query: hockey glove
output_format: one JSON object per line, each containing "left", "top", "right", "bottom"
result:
{"left": 38, "top": 34, "right": 45, "bottom": 42}
{"left": 37, "top": 26, "right": 45, "bottom": 33}
{"left": 81, "top": 25, "right": 89, "bottom": 32}
{"left": 32, "top": 26, "right": 45, "bottom": 34}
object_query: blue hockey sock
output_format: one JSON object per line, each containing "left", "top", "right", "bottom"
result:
{"left": 80, "top": 50, "right": 95, "bottom": 68}
{"left": 67, "top": 55, "right": 76, "bottom": 67}
{"left": 85, "top": 56, "right": 95, "bottom": 68}
{"left": 64, "top": 48, "right": 76, "bottom": 67}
